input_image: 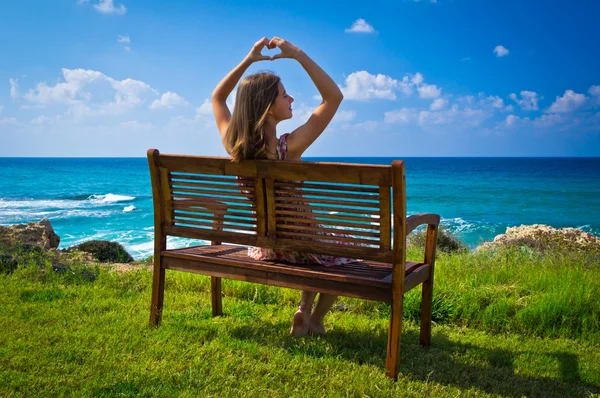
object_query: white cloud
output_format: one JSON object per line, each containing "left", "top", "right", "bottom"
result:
{"left": 385, "top": 104, "right": 491, "bottom": 128}
{"left": 418, "top": 83, "right": 442, "bottom": 99}
{"left": 505, "top": 114, "right": 518, "bottom": 126}
{"left": 339, "top": 71, "right": 398, "bottom": 100}
{"left": 344, "top": 19, "right": 375, "bottom": 34}
{"left": 384, "top": 108, "right": 415, "bottom": 124}
{"left": 150, "top": 91, "right": 188, "bottom": 109}
{"left": 93, "top": 0, "right": 126, "bottom": 15}
{"left": 508, "top": 91, "right": 539, "bottom": 111}
{"left": 339, "top": 120, "right": 379, "bottom": 133}
{"left": 332, "top": 110, "right": 356, "bottom": 123}
{"left": 22, "top": 68, "right": 159, "bottom": 119}
{"left": 0, "top": 117, "right": 20, "bottom": 126}
{"left": 430, "top": 98, "right": 448, "bottom": 111}
{"left": 494, "top": 45, "right": 509, "bottom": 57}
{"left": 196, "top": 99, "right": 213, "bottom": 115}
{"left": 10, "top": 78, "right": 18, "bottom": 99}
{"left": 547, "top": 90, "right": 587, "bottom": 113}
{"left": 398, "top": 72, "right": 442, "bottom": 99}
{"left": 120, "top": 120, "right": 155, "bottom": 129}
{"left": 117, "top": 35, "right": 130, "bottom": 44}
{"left": 399, "top": 76, "right": 414, "bottom": 96}
{"left": 31, "top": 116, "right": 50, "bottom": 124}
{"left": 504, "top": 112, "right": 571, "bottom": 129}
{"left": 532, "top": 113, "right": 565, "bottom": 128}
{"left": 588, "top": 85, "right": 600, "bottom": 97}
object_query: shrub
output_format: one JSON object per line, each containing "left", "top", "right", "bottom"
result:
{"left": 68, "top": 240, "right": 134, "bottom": 263}
{"left": 409, "top": 225, "right": 469, "bottom": 254}
{"left": 0, "top": 253, "right": 17, "bottom": 274}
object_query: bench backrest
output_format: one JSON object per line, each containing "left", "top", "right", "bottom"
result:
{"left": 148, "top": 149, "right": 406, "bottom": 264}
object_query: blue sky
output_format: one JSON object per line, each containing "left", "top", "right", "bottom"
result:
{"left": 1, "top": 0, "right": 599, "bottom": 157}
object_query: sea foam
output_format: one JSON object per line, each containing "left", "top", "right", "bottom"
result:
{"left": 89, "top": 194, "right": 136, "bottom": 203}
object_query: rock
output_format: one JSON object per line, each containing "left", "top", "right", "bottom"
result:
{"left": 0, "top": 219, "right": 60, "bottom": 250}
{"left": 477, "top": 224, "right": 600, "bottom": 253}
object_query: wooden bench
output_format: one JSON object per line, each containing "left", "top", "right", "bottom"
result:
{"left": 147, "top": 149, "right": 440, "bottom": 380}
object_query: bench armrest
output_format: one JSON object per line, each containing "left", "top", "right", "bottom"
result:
{"left": 406, "top": 213, "right": 440, "bottom": 236}
{"left": 176, "top": 198, "right": 229, "bottom": 212}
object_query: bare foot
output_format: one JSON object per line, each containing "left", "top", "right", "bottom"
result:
{"left": 308, "top": 318, "right": 326, "bottom": 336}
{"left": 290, "top": 310, "right": 310, "bottom": 337}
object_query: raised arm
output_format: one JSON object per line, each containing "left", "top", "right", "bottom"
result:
{"left": 269, "top": 37, "right": 343, "bottom": 158}
{"left": 211, "top": 38, "right": 271, "bottom": 151}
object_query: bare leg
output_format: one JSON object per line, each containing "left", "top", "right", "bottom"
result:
{"left": 309, "top": 293, "right": 338, "bottom": 335}
{"left": 290, "top": 290, "right": 317, "bottom": 337}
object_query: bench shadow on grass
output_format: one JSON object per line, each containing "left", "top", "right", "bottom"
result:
{"left": 228, "top": 321, "right": 599, "bottom": 397}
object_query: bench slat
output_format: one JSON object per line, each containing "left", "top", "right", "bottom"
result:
{"left": 273, "top": 181, "right": 379, "bottom": 194}
{"left": 162, "top": 245, "right": 423, "bottom": 290}
{"left": 276, "top": 223, "right": 380, "bottom": 238}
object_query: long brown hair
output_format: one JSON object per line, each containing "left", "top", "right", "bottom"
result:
{"left": 225, "top": 72, "right": 281, "bottom": 162}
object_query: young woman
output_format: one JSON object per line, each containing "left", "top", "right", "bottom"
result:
{"left": 212, "top": 37, "right": 354, "bottom": 337}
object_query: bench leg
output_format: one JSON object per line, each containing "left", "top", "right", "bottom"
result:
{"left": 385, "top": 294, "right": 404, "bottom": 380}
{"left": 211, "top": 276, "right": 222, "bottom": 317}
{"left": 420, "top": 224, "right": 437, "bottom": 346}
{"left": 419, "top": 271, "right": 433, "bottom": 346}
{"left": 149, "top": 267, "right": 165, "bottom": 327}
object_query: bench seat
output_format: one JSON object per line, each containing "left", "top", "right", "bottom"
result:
{"left": 162, "top": 245, "right": 431, "bottom": 303}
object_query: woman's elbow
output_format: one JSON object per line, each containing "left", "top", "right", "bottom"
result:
{"left": 327, "top": 91, "right": 343, "bottom": 104}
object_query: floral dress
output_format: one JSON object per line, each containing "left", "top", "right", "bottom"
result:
{"left": 247, "top": 133, "right": 360, "bottom": 266}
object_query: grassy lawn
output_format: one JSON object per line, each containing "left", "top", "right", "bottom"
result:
{"left": 1, "top": 247, "right": 599, "bottom": 397}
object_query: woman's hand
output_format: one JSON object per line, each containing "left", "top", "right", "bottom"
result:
{"left": 245, "top": 37, "right": 272, "bottom": 63}
{"left": 268, "top": 37, "right": 303, "bottom": 60}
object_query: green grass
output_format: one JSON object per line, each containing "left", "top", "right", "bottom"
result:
{"left": 0, "top": 247, "right": 599, "bottom": 397}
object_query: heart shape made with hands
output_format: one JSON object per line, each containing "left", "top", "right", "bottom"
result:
{"left": 260, "top": 40, "right": 283, "bottom": 60}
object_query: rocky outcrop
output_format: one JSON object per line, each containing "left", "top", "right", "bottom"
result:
{"left": 477, "top": 224, "right": 600, "bottom": 253}
{"left": 0, "top": 219, "right": 60, "bottom": 250}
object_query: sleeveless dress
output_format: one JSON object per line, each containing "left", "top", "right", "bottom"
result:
{"left": 247, "top": 133, "right": 360, "bottom": 266}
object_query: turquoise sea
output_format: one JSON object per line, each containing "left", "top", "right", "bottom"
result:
{"left": 1, "top": 157, "right": 599, "bottom": 259}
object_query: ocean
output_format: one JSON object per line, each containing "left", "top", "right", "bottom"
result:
{"left": 1, "top": 157, "right": 599, "bottom": 259}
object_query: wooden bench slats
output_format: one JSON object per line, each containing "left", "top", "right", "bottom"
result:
{"left": 174, "top": 219, "right": 257, "bottom": 232}
{"left": 162, "top": 255, "right": 392, "bottom": 302}
{"left": 275, "top": 231, "right": 378, "bottom": 246}
{"left": 160, "top": 155, "right": 392, "bottom": 185}
{"left": 276, "top": 216, "right": 378, "bottom": 231}
{"left": 276, "top": 223, "right": 381, "bottom": 238}
{"left": 273, "top": 181, "right": 380, "bottom": 194}
{"left": 171, "top": 181, "right": 250, "bottom": 191}
{"left": 275, "top": 196, "right": 380, "bottom": 210}
{"left": 161, "top": 245, "right": 425, "bottom": 290}
{"left": 275, "top": 202, "right": 380, "bottom": 216}
{"left": 172, "top": 194, "right": 253, "bottom": 205}
{"left": 275, "top": 210, "right": 376, "bottom": 224}
{"left": 165, "top": 225, "right": 259, "bottom": 245}
{"left": 274, "top": 188, "right": 380, "bottom": 202}
{"left": 171, "top": 173, "right": 252, "bottom": 185}
{"left": 173, "top": 202, "right": 255, "bottom": 212}
{"left": 171, "top": 188, "right": 253, "bottom": 199}
{"left": 265, "top": 238, "right": 392, "bottom": 262}
{"left": 174, "top": 213, "right": 256, "bottom": 224}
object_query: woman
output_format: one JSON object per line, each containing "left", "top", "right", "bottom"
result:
{"left": 212, "top": 37, "right": 353, "bottom": 337}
